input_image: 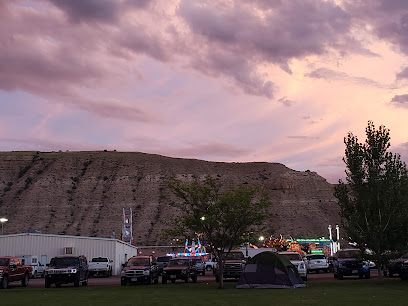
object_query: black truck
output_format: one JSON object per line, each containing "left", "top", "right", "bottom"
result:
{"left": 120, "top": 255, "right": 159, "bottom": 285}
{"left": 44, "top": 255, "right": 88, "bottom": 288}
{"left": 162, "top": 258, "right": 197, "bottom": 284}
{"left": 214, "top": 251, "right": 246, "bottom": 282}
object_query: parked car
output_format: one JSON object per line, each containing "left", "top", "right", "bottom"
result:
{"left": 44, "top": 255, "right": 89, "bottom": 288}
{"left": 157, "top": 256, "right": 172, "bottom": 276}
{"left": 19, "top": 255, "right": 46, "bottom": 278}
{"left": 162, "top": 258, "right": 197, "bottom": 284}
{"left": 120, "top": 255, "right": 158, "bottom": 286}
{"left": 332, "top": 249, "right": 370, "bottom": 279}
{"left": 88, "top": 257, "right": 113, "bottom": 277}
{"left": 204, "top": 257, "right": 217, "bottom": 271}
{"left": 306, "top": 254, "right": 329, "bottom": 273}
{"left": 214, "top": 251, "right": 246, "bottom": 282}
{"left": 384, "top": 253, "right": 408, "bottom": 278}
{"left": 191, "top": 257, "right": 205, "bottom": 276}
{"left": 0, "top": 257, "right": 32, "bottom": 289}
{"left": 279, "top": 251, "right": 308, "bottom": 281}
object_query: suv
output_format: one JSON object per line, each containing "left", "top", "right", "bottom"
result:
{"left": 191, "top": 257, "right": 205, "bottom": 276}
{"left": 0, "top": 257, "right": 32, "bottom": 289}
{"left": 214, "top": 251, "right": 246, "bottom": 282}
{"left": 384, "top": 253, "right": 408, "bottom": 278}
{"left": 157, "top": 256, "right": 172, "bottom": 276}
{"left": 306, "top": 254, "right": 329, "bottom": 273}
{"left": 45, "top": 255, "right": 88, "bottom": 288}
{"left": 162, "top": 258, "right": 197, "bottom": 283}
{"left": 332, "top": 249, "right": 370, "bottom": 279}
{"left": 279, "top": 251, "right": 308, "bottom": 281}
{"left": 121, "top": 256, "right": 158, "bottom": 286}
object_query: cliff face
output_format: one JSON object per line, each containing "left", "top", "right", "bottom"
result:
{"left": 0, "top": 151, "right": 340, "bottom": 244}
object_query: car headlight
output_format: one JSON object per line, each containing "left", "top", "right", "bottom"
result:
{"left": 71, "top": 269, "right": 77, "bottom": 273}
{"left": 143, "top": 269, "right": 150, "bottom": 275}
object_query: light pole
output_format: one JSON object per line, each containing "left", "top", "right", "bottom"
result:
{"left": 0, "top": 218, "right": 8, "bottom": 235}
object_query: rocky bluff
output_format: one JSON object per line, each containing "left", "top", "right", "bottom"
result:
{"left": 0, "top": 151, "right": 340, "bottom": 245}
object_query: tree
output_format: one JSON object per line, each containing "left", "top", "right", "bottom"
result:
{"left": 334, "top": 121, "right": 408, "bottom": 281}
{"left": 167, "top": 176, "right": 271, "bottom": 289}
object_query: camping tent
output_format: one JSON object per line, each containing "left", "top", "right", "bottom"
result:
{"left": 236, "top": 251, "right": 306, "bottom": 289}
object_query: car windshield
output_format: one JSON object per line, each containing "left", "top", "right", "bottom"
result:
{"left": 92, "top": 258, "right": 108, "bottom": 262}
{"left": 281, "top": 254, "right": 302, "bottom": 261}
{"left": 338, "top": 250, "right": 361, "bottom": 259}
{"left": 0, "top": 259, "right": 9, "bottom": 266}
{"left": 167, "top": 259, "right": 189, "bottom": 267}
{"left": 307, "top": 255, "right": 326, "bottom": 260}
{"left": 50, "top": 257, "right": 80, "bottom": 267}
{"left": 157, "top": 256, "right": 172, "bottom": 262}
{"left": 127, "top": 258, "right": 150, "bottom": 266}
{"left": 225, "top": 252, "right": 244, "bottom": 260}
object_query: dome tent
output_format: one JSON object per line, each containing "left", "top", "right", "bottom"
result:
{"left": 236, "top": 251, "right": 306, "bottom": 289}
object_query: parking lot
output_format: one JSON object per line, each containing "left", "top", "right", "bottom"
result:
{"left": 8, "top": 269, "right": 385, "bottom": 289}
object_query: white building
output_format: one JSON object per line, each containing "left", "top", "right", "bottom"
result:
{"left": 0, "top": 233, "right": 138, "bottom": 275}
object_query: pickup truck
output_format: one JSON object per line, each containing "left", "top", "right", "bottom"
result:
{"left": 0, "top": 257, "right": 32, "bottom": 289}
{"left": 120, "top": 256, "right": 159, "bottom": 285}
{"left": 88, "top": 257, "right": 113, "bottom": 277}
{"left": 214, "top": 251, "right": 246, "bottom": 282}
{"left": 332, "top": 249, "right": 370, "bottom": 279}
{"left": 19, "top": 255, "right": 46, "bottom": 278}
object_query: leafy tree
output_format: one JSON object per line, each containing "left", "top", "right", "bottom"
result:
{"left": 334, "top": 121, "right": 408, "bottom": 280}
{"left": 167, "top": 176, "right": 271, "bottom": 289}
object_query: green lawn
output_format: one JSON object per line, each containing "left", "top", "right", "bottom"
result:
{"left": 0, "top": 280, "right": 407, "bottom": 306}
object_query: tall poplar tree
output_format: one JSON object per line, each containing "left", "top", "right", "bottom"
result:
{"left": 335, "top": 121, "right": 408, "bottom": 280}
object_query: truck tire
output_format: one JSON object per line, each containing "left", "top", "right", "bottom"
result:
{"left": 302, "top": 275, "right": 307, "bottom": 281}
{"left": 171, "top": 279, "right": 175, "bottom": 283}
{"left": 147, "top": 275, "right": 152, "bottom": 285}
{"left": 121, "top": 279, "right": 127, "bottom": 286}
{"left": 1, "top": 275, "right": 8, "bottom": 289}
{"left": 192, "top": 274, "right": 197, "bottom": 283}
{"left": 45, "top": 279, "right": 51, "bottom": 288}
{"left": 33, "top": 271, "right": 37, "bottom": 279}
{"left": 74, "top": 275, "right": 80, "bottom": 287}
{"left": 82, "top": 275, "right": 88, "bottom": 286}
{"left": 22, "top": 273, "right": 29, "bottom": 287}
{"left": 185, "top": 274, "right": 189, "bottom": 283}
{"left": 154, "top": 276, "right": 158, "bottom": 284}
{"left": 162, "top": 277, "right": 167, "bottom": 284}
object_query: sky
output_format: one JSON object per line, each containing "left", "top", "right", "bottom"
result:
{"left": 1, "top": 0, "right": 408, "bottom": 183}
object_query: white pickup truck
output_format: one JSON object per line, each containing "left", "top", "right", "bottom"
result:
{"left": 88, "top": 257, "right": 113, "bottom": 277}
{"left": 19, "top": 255, "right": 46, "bottom": 278}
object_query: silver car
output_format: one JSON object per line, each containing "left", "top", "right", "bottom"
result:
{"left": 306, "top": 254, "right": 329, "bottom": 273}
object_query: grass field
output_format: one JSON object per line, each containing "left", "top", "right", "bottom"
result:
{"left": 0, "top": 280, "right": 407, "bottom": 306}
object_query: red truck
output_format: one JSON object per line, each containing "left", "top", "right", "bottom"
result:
{"left": 0, "top": 257, "right": 32, "bottom": 289}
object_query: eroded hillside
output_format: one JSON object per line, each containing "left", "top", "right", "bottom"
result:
{"left": 0, "top": 151, "right": 340, "bottom": 244}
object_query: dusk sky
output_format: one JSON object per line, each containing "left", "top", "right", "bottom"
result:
{"left": 1, "top": 0, "right": 408, "bottom": 183}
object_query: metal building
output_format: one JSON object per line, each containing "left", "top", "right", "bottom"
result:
{"left": 0, "top": 233, "right": 138, "bottom": 275}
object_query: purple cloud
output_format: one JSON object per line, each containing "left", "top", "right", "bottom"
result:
{"left": 306, "top": 67, "right": 387, "bottom": 88}
{"left": 390, "top": 94, "right": 408, "bottom": 106}
{"left": 396, "top": 67, "right": 408, "bottom": 80}
{"left": 49, "top": 0, "right": 151, "bottom": 24}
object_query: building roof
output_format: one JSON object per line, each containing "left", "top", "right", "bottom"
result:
{"left": 0, "top": 232, "right": 137, "bottom": 248}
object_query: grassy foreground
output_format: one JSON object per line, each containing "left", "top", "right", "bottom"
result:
{"left": 0, "top": 280, "right": 407, "bottom": 306}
